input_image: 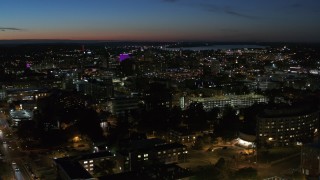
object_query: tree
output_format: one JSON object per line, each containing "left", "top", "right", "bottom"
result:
{"left": 168, "top": 106, "right": 183, "bottom": 128}
{"left": 35, "top": 90, "right": 104, "bottom": 144}
{"left": 207, "top": 108, "right": 219, "bottom": 123}
{"left": 215, "top": 105, "right": 240, "bottom": 140}
{"left": 16, "top": 121, "right": 36, "bottom": 140}
{"left": 184, "top": 102, "right": 207, "bottom": 130}
{"left": 76, "top": 108, "right": 104, "bottom": 141}
{"left": 193, "top": 136, "right": 205, "bottom": 150}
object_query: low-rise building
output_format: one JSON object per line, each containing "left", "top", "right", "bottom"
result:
{"left": 54, "top": 151, "right": 123, "bottom": 179}
{"left": 118, "top": 138, "right": 187, "bottom": 171}
{"left": 186, "top": 94, "right": 267, "bottom": 111}
{"left": 77, "top": 151, "right": 123, "bottom": 174}
{"left": 167, "top": 128, "right": 212, "bottom": 147}
{"left": 54, "top": 158, "right": 94, "bottom": 180}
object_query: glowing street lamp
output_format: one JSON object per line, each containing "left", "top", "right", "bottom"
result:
{"left": 73, "top": 136, "right": 80, "bottom": 142}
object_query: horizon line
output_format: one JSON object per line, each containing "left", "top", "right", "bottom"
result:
{"left": 0, "top": 39, "right": 319, "bottom": 44}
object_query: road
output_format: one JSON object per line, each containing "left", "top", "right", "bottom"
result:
{"left": 178, "top": 145, "right": 245, "bottom": 170}
{"left": 0, "top": 111, "right": 39, "bottom": 180}
{"left": 0, "top": 118, "right": 18, "bottom": 179}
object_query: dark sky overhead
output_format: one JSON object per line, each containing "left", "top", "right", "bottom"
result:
{"left": 1, "top": 0, "right": 320, "bottom": 42}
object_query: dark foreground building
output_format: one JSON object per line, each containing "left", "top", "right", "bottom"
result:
{"left": 301, "top": 143, "right": 320, "bottom": 178}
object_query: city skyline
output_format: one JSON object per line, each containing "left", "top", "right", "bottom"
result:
{"left": 0, "top": 0, "right": 320, "bottom": 42}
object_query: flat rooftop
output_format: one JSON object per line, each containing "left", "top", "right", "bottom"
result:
{"left": 54, "top": 158, "right": 93, "bottom": 179}
{"left": 9, "top": 109, "right": 33, "bottom": 120}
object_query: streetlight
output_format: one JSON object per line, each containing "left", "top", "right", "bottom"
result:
{"left": 73, "top": 136, "right": 80, "bottom": 143}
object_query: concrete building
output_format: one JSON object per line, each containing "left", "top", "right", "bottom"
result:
{"left": 75, "top": 79, "right": 114, "bottom": 100}
{"left": 186, "top": 94, "right": 267, "bottom": 111}
{"left": 118, "top": 138, "right": 187, "bottom": 171}
{"left": 0, "top": 89, "right": 6, "bottom": 100}
{"left": 168, "top": 129, "right": 198, "bottom": 147}
{"left": 257, "top": 105, "right": 319, "bottom": 146}
{"left": 54, "top": 158, "right": 94, "bottom": 180}
{"left": 54, "top": 151, "right": 123, "bottom": 179}
{"left": 107, "top": 97, "right": 140, "bottom": 115}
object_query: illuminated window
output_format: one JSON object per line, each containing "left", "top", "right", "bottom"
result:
{"left": 89, "top": 160, "right": 93, "bottom": 163}
{"left": 84, "top": 161, "right": 88, "bottom": 164}
{"left": 138, "top": 155, "right": 141, "bottom": 158}
{"left": 90, "top": 164, "right": 93, "bottom": 167}
{"left": 144, "top": 154, "right": 148, "bottom": 157}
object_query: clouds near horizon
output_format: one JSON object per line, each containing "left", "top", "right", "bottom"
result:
{"left": 0, "top": 27, "right": 24, "bottom": 31}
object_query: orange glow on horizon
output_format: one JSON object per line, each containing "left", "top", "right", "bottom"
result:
{"left": 0, "top": 30, "right": 220, "bottom": 41}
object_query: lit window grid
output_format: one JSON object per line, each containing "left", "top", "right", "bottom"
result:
{"left": 257, "top": 112, "right": 318, "bottom": 145}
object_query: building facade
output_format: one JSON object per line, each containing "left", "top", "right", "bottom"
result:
{"left": 119, "top": 139, "right": 187, "bottom": 171}
{"left": 187, "top": 94, "right": 267, "bottom": 111}
{"left": 107, "top": 97, "right": 140, "bottom": 115}
{"left": 257, "top": 106, "right": 319, "bottom": 146}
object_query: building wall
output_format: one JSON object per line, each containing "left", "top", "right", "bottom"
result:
{"left": 125, "top": 145, "right": 187, "bottom": 171}
{"left": 187, "top": 94, "right": 267, "bottom": 111}
{"left": 0, "top": 90, "right": 6, "bottom": 100}
{"left": 257, "top": 111, "right": 319, "bottom": 146}
{"left": 108, "top": 97, "right": 139, "bottom": 115}
{"left": 168, "top": 130, "right": 199, "bottom": 147}
{"left": 79, "top": 155, "right": 123, "bottom": 175}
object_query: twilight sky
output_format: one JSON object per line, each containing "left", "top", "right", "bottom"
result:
{"left": 0, "top": 0, "right": 320, "bottom": 42}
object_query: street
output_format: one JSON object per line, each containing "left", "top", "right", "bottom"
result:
{"left": 0, "top": 111, "right": 50, "bottom": 180}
